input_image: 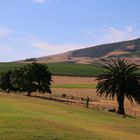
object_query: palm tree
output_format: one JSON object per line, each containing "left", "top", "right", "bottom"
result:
{"left": 96, "top": 59, "right": 140, "bottom": 115}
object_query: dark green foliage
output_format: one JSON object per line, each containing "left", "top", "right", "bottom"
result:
{"left": 0, "top": 63, "right": 52, "bottom": 96}
{"left": 24, "top": 58, "right": 37, "bottom": 62}
{"left": 26, "top": 63, "right": 52, "bottom": 96}
{"left": 96, "top": 59, "right": 140, "bottom": 115}
{"left": 11, "top": 67, "right": 26, "bottom": 92}
{"left": 0, "top": 71, "right": 12, "bottom": 93}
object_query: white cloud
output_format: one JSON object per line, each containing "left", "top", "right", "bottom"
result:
{"left": 101, "top": 26, "right": 136, "bottom": 43}
{"left": 98, "top": 26, "right": 140, "bottom": 45}
{"left": 84, "top": 26, "right": 140, "bottom": 46}
{"left": 31, "top": 39, "right": 84, "bottom": 56}
{"left": 0, "top": 28, "right": 14, "bottom": 37}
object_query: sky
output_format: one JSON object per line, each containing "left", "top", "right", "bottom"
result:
{"left": 0, "top": 0, "right": 140, "bottom": 61}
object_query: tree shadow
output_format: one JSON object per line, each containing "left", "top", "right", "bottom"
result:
{"left": 31, "top": 95, "right": 79, "bottom": 104}
{"left": 125, "top": 114, "right": 136, "bottom": 119}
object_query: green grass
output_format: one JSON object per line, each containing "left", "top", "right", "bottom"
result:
{"left": 0, "top": 62, "right": 140, "bottom": 77}
{"left": 52, "top": 84, "right": 97, "bottom": 89}
{"left": 0, "top": 94, "right": 139, "bottom": 140}
{"left": 0, "top": 62, "right": 105, "bottom": 76}
{"left": 0, "top": 62, "right": 26, "bottom": 73}
{"left": 47, "top": 63, "right": 105, "bottom": 76}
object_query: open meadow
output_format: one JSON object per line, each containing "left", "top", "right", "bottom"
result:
{"left": 1, "top": 1, "right": 140, "bottom": 140}
{"left": 0, "top": 65, "right": 140, "bottom": 139}
{"left": 51, "top": 76, "right": 140, "bottom": 117}
{"left": 0, "top": 94, "right": 140, "bottom": 140}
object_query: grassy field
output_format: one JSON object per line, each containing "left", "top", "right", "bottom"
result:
{"left": 0, "top": 62, "right": 140, "bottom": 77}
{"left": 0, "top": 62, "right": 26, "bottom": 73}
{"left": 0, "top": 94, "right": 139, "bottom": 140}
{"left": 0, "top": 62, "right": 105, "bottom": 76}
{"left": 47, "top": 63, "right": 105, "bottom": 76}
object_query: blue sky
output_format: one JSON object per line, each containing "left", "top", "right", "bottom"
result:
{"left": 0, "top": 0, "right": 140, "bottom": 61}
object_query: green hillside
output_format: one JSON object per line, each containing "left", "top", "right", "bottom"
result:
{"left": 0, "top": 62, "right": 26, "bottom": 73}
{"left": 0, "top": 62, "right": 105, "bottom": 76}
{"left": 0, "top": 94, "right": 139, "bottom": 140}
{"left": 48, "top": 63, "right": 105, "bottom": 76}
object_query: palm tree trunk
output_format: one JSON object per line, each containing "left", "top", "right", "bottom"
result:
{"left": 117, "top": 94, "right": 125, "bottom": 115}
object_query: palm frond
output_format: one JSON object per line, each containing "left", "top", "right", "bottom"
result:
{"left": 96, "top": 59, "right": 140, "bottom": 103}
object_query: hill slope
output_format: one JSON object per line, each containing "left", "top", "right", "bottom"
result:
{"left": 23, "top": 38, "right": 140, "bottom": 64}
{"left": 71, "top": 38, "right": 140, "bottom": 58}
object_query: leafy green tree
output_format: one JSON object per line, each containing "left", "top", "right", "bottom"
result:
{"left": 11, "top": 67, "right": 25, "bottom": 93}
{"left": 0, "top": 71, "right": 12, "bottom": 93}
{"left": 12, "top": 63, "right": 52, "bottom": 96}
{"left": 96, "top": 59, "right": 140, "bottom": 115}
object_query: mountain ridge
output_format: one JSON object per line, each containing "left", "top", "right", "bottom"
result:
{"left": 22, "top": 38, "right": 140, "bottom": 64}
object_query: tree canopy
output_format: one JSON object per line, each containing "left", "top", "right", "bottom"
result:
{"left": 96, "top": 59, "right": 140, "bottom": 115}
{"left": 0, "top": 63, "right": 52, "bottom": 96}
{"left": 0, "top": 70, "right": 12, "bottom": 93}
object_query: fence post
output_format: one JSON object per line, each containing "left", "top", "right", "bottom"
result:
{"left": 130, "top": 110, "right": 131, "bottom": 117}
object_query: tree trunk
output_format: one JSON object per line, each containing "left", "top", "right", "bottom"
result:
{"left": 27, "top": 91, "right": 31, "bottom": 96}
{"left": 7, "top": 88, "right": 10, "bottom": 93}
{"left": 117, "top": 94, "right": 125, "bottom": 115}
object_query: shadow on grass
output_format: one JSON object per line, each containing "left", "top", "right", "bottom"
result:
{"left": 125, "top": 114, "right": 136, "bottom": 119}
{"left": 30, "top": 95, "right": 138, "bottom": 119}
{"left": 31, "top": 95, "right": 83, "bottom": 104}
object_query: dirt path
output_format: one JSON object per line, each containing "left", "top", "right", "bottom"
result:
{"left": 52, "top": 76, "right": 97, "bottom": 84}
